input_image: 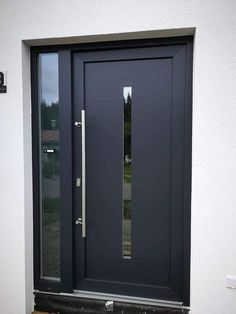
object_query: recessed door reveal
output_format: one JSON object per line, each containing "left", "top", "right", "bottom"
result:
{"left": 123, "top": 86, "right": 132, "bottom": 258}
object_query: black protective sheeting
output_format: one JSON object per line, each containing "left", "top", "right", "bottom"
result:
{"left": 34, "top": 292, "right": 189, "bottom": 314}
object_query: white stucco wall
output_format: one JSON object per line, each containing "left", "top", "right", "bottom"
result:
{"left": 0, "top": 1, "right": 236, "bottom": 313}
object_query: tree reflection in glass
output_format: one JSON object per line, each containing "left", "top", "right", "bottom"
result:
{"left": 123, "top": 87, "right": 132, "bottom": 258}
{"left": 38, "top": 53, "right": 60, "bottom": 279}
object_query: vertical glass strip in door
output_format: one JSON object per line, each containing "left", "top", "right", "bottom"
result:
{"left": 123, "top": 87, "right": 132, "bottom": 258}
{"left": 38, "top": 53, "right": 60, "bottom": 280}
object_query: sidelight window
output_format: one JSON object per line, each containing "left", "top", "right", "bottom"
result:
{"left": 38, "top": 53, "right": 60, "bottom": 280}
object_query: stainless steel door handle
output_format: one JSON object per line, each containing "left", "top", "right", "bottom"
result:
{"left": 81, "top": 109, "right": 86, "bottom": 237}
{"left": 74, "top": 109, "right": 86, "bottom": 237}
{"left": 74, "top": 110, "right": 86, "bottom": 238}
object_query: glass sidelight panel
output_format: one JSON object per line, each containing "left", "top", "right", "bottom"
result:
{"left": 123, "top": 87, "right": 132, "bottom": 258}
{"left": 38, "top": 53, "right": 60, "bottom": 279}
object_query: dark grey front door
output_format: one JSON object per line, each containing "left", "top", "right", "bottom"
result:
{"left": 73, "top": 44, "right": 191, "bottom": 303}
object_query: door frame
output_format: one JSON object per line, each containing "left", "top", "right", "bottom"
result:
{"left": 31, "top": 36, "right": 193, "bottom": 306}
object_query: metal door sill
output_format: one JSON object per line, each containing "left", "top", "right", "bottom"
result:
{"left": 73, "top": 290, "right": 187, "bottom": 310}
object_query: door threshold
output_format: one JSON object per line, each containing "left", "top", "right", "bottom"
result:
{"left": 34, "top": 289, "right": 189, "bottom": 310}
{"left": 74, "top": 290, "right": 186, "bottom": 309}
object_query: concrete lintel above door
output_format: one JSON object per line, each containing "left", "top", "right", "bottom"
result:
{"left": 24, "top": 27, "right": 195, "bottom": 47}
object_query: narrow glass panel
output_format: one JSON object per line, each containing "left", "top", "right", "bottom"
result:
{"left": 38, "top": 53, "right": 60, "bottom": 279}
{"left": 123, "top": 87, "right": 132, "bottom": 258}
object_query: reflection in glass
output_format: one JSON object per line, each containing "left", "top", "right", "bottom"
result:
{"left": 38, "top": 53, "right": 60, "bottom": 279}
{"left": 123, "top": 87, "right": 132, "bottom": 258}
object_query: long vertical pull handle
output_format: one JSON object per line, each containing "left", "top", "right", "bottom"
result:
{"left": 75, "top": 110, "right": 86, "bottom": 237}
{"left": 81, "top": 109, "right": 86, "bottom": 237}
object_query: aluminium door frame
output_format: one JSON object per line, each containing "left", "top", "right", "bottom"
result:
{"left": 31, "top": 35, "right": 193, "bottom": 306}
